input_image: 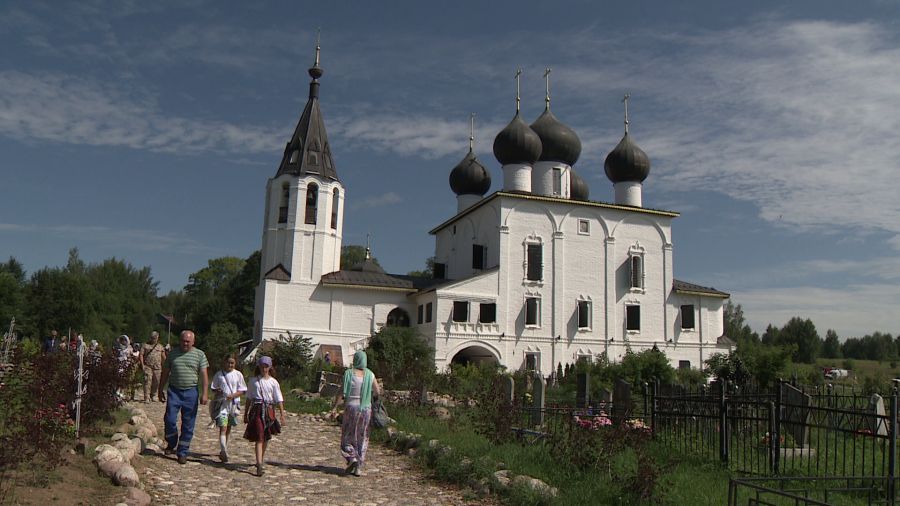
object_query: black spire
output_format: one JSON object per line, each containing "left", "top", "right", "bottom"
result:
{"left": 275, "top": 35, "right": 339, "bottom": 181}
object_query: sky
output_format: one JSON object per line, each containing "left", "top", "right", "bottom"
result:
{"left": 2, "top": 0, "right": 900, "bottom": 340}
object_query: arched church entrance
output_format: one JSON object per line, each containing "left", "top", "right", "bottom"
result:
{"left": 385, "top": 308, "right": 410, "bottom": 327}
{"left": 450, "top": 345, "right": 499, "bottom": 367}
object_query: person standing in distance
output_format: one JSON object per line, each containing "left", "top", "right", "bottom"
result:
{"left": 158, "top": 330, "right": 209, "bottom": 464}
{"left": 140, "top": 331, "right": 167, "bottom": 402}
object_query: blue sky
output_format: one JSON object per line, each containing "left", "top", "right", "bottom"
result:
{"left": 2, "top": 0, "right": 900, "bottom": 339}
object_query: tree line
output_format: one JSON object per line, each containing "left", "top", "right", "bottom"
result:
{"left": 724, "top": 300, "right": 900, "bottom": 364}
{"left": 0, "top": 246, "right": 380, "bottom": 356}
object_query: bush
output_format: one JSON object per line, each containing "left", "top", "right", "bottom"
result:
{"left": 432, "top": 362, "right": 504, "bottom": 399}
{"left": 364, "top": 327, "right": 434, "bottom": 390}
{"left": 269, "top": 333, "right": 314, "bottom": 384}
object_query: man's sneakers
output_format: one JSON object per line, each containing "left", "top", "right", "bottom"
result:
{"left": 177, "top": 454, "right": 187, "bottom": 465}
{"left": 219, "top": 450, "right": 229, "bottom": 463}
{"left": 163, "top": 446, "right": 176, "bottom": 456}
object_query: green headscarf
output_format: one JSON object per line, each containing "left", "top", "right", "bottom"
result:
{"left": 343, "top": 350, "right": 375, "bottom": 409}
{"left": 352, "top": 350, "right": 367, "bottom": 369}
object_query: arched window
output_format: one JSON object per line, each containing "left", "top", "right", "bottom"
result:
{"left": 278, "top": 184, "right": 290, "bottom": 224}
{"left": 305, "top": 183, "right": 318, "bottom": 225}
{"left": 386, "top": 308, "right": 410, "bottom": 327}
{"left": 331, "top": 188, "right": 339, "bottom": 229}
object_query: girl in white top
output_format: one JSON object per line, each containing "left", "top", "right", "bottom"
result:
{"left": 210, "top": 354, "right": 247, "bottom": 463}
{"left": 243, "top": 355, "right": 285, "bottom": 477}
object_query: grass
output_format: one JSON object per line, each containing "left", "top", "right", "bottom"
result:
{"left": 282, "top": 395, "right": 333, "bottom": 415}
{"left": 377, "top": 404, "right": 734, "bottom": 505}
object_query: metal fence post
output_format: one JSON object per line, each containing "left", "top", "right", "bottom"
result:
{"left": 651, "top": 380, "right": 658, "bottom": 434}
{"left": 774, "top": 379, "right": 783, "bottom": 475}
{"left": 890, "top": 393, "right": 897, "bottom": 505}
{"left": 720, "top": 378, "right": 728, "bottom": 466}
{"left": 768, "top": 401, "right": 776, "bottom": 476}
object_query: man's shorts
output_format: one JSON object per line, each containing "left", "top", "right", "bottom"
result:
{"left": 216, "top": 413, "right": 239, "bottom": 428}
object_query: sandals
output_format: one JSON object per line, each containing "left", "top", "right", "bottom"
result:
{"left": 256, "top": 463, "right": 265, "bottom": 477}
{"left": 345, "top": 461, "right": 358, "bottom": 476}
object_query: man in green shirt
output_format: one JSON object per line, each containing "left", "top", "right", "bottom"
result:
{"left": 158, "top": 330, "right": 209, "bottom": 464}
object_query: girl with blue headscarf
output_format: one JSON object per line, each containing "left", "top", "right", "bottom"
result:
{"left": 332, "top": 350, "right": 381, "bottom": 476}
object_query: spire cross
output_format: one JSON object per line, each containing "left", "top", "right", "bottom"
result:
{"left": 314, "top": 28, "right": 321, "bottom": 67}
{"left": 365, "top": 233, "right": 371, "bottom": 260}
{"left": 469, "top": 113, "right": 476, "bottom": 151}
{"left": 622, "top": 93, "right": 630, "bottom": 134}
{"left": 543, "top": 67, "right": 552, "bottom": 108}
{"left": 515, "top": 68, "right": 522, "bottom": 113}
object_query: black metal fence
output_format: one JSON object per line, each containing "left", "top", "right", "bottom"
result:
{"left": 509, "top": 378, "right": 899, "bottom": 504}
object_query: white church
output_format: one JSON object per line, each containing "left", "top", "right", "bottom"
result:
{"left": 253, "top": 46, "right": 733, "bottom": 374}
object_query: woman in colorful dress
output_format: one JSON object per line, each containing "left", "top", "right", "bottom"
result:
{"left": 332, "top": 350, "right": 381, "bottom": 476}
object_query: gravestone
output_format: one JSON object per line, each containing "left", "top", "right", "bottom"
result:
{"left": 316, "top": 371, "right": 343, "bottom": 397}
{"left": 596, "top": 388, "right": 612, "bottom": 402}
{"left": 780, "top": 383, "right": 812, "bottom": 447}
{"left": 612, "top": 379, "right": 631, "bottom": 424}
{"left": 576, "top": 372, "right": 590, "bottom": 408}
{"left": 531, "top": 373, "right": 545, "bottom": 427}
{"left": 500, "top": 376, "right": 515, "bottom": 406}
{"left": 869, "top": 393, "right": 887, "bottom": 436}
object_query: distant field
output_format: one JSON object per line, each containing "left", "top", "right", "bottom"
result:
{"left": 813, "top": 358, "right": 900, "bottom": 381}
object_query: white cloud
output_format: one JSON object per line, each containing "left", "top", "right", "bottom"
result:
{"left": 738, "top": 283, "right": 900, "bottom": 338}
{"left": 350, "top": 192, "right": 402, "bottom": 211}
{"left": 0, "top": 222, "right": 213, "bottom": 255}
{"left": 0, "top": 71, "right": 283, "bottom": 155}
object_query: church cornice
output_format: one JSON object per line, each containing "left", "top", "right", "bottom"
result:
{"left": 429, "top": 191, "right": 679, "bottom": 235}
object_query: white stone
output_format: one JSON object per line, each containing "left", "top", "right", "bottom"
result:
{"left": 113, "top": 464, "right": 140, "bottom": 487}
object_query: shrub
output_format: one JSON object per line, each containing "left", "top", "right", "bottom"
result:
{"left": 364, "top": 327, "right": 434, "bottom": 390}
{"left": 432, "top": 362, "right": 504, "bottom": 399}
{"left": 269, "top": 333, "right": 314, "bottom": 384}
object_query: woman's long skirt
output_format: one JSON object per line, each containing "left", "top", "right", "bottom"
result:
{"left": 340, "top": 404, "right": 371, "bottom": 467}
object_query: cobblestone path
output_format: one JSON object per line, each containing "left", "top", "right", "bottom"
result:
{"left": 136, "top": 401, "right": 481, "bottom": 505}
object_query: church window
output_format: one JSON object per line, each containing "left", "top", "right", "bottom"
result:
{"left": 433, "top": 262, "right": 446, "bottom": 279}
{"left": 552, "top": 167, "right": 562, "bottom": 195}
{"left": 630, "top": 255, "right": 644, "bottom": 290}
{"left": 680, "top": 304, "right": 695, "bottom": 330}
{"left": 679, "top": 360, "right": 691, "bottom": 369}
{"left": 305, "top": 183, "right": 318, "bottom": 225}
{"left": 626, "top": 305, "right": 641, "bottom": 332}
{"left": 578, "top": 219, "right": 590, "bottom": 235}
{"left": 452, "top": 301, "right": 469, "bottom": 322}
{"left": 289, "top": 149, "right": 300, "bottom": 164}
{"left": 577, "top": 300, "right": 591, "bottom": 330}
{"left": 479, "top": 303, "right": 496, "bottom": 323}
{"left": 526, "top": 244, "right": 542, "bottom": 281}
{"left": 278, "top": 184, "right": 290, "bottom": 224}
{"left": 472, "top": 244, "right": 486, "bottom": 270}
{"left": 386, "top": 308, "right": 410, "bottom": 327}
{"left": 524, "top": 352, "right": 539, "bottom": 372}
{"left": 525, "top": 297, "right": 540, "bottom": 326}
{"left": 331, "top": 188, "right": 339, "bottom": 229}
{"left": 417, "top": 304, "right": 424, "bottom": 325}
{"left": 308, "top": 151, "right": 319, "bottom": 165}
{"left": 425, "top": 302, "right": 433, "bottom": 323}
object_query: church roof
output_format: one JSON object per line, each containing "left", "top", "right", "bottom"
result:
{"left": 320, "top": 271, "right": 444, "bottom": 292}
{"left": 275, "top": 44, "right": 339, "bottom": 182}
{"left": 429, "top": 191, "right": 679, "bottom": 235}
{"left": 672, "top": 279, "right": 730, "bottom": 298}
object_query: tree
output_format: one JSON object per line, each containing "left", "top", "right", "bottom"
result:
{"left": 723, "top": 300, "right": 759, "bottom": 344}
{"left": 777, "top": 317, "right": 821, "bottom": 363}
{"left": 340, "top": 245, "right": 379, "bottom": 270}
{"left": 25, "top": 267, "right": 91, "bottom": 338}
{"left": 181, "top": 257, "right": 246, "bottom": 335}
{"left": 0, "top": 258, "right": 25, "bottom": 327}
{"left": 822, "top": 329, "right": 842, "bottom": 359}
{"left": 407, "top": 256, "right": 435, "bottom": 278}
{"left": 364, "top": 326, "right": 434, "bottom": 389}
{"left": 619, "top": 347, "right": 675, "bottom": 385}
{"left": 200, "top": 321, "right": 243, "bottom": 368}
{"left": 225, "top": 250, "right": 260, "bottom": 336}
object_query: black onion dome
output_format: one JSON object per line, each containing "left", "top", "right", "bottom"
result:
{"left": 604, "top": 133, "right": 650, "bottom": 183}
{"left": 570, "top": 169, "right": 589, "bottom": 201}
{"left": 530, "top": 109, "right": 582, "bottom": 165}
{"left": 493, "top": 112, "right": 542, "bottom": 165}
{"left": 450, "top": 149, "right": 492, "bottom": 196}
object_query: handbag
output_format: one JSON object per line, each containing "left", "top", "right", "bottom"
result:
{"left": 371, "top": 399, "right": 389, "bottom": 429}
